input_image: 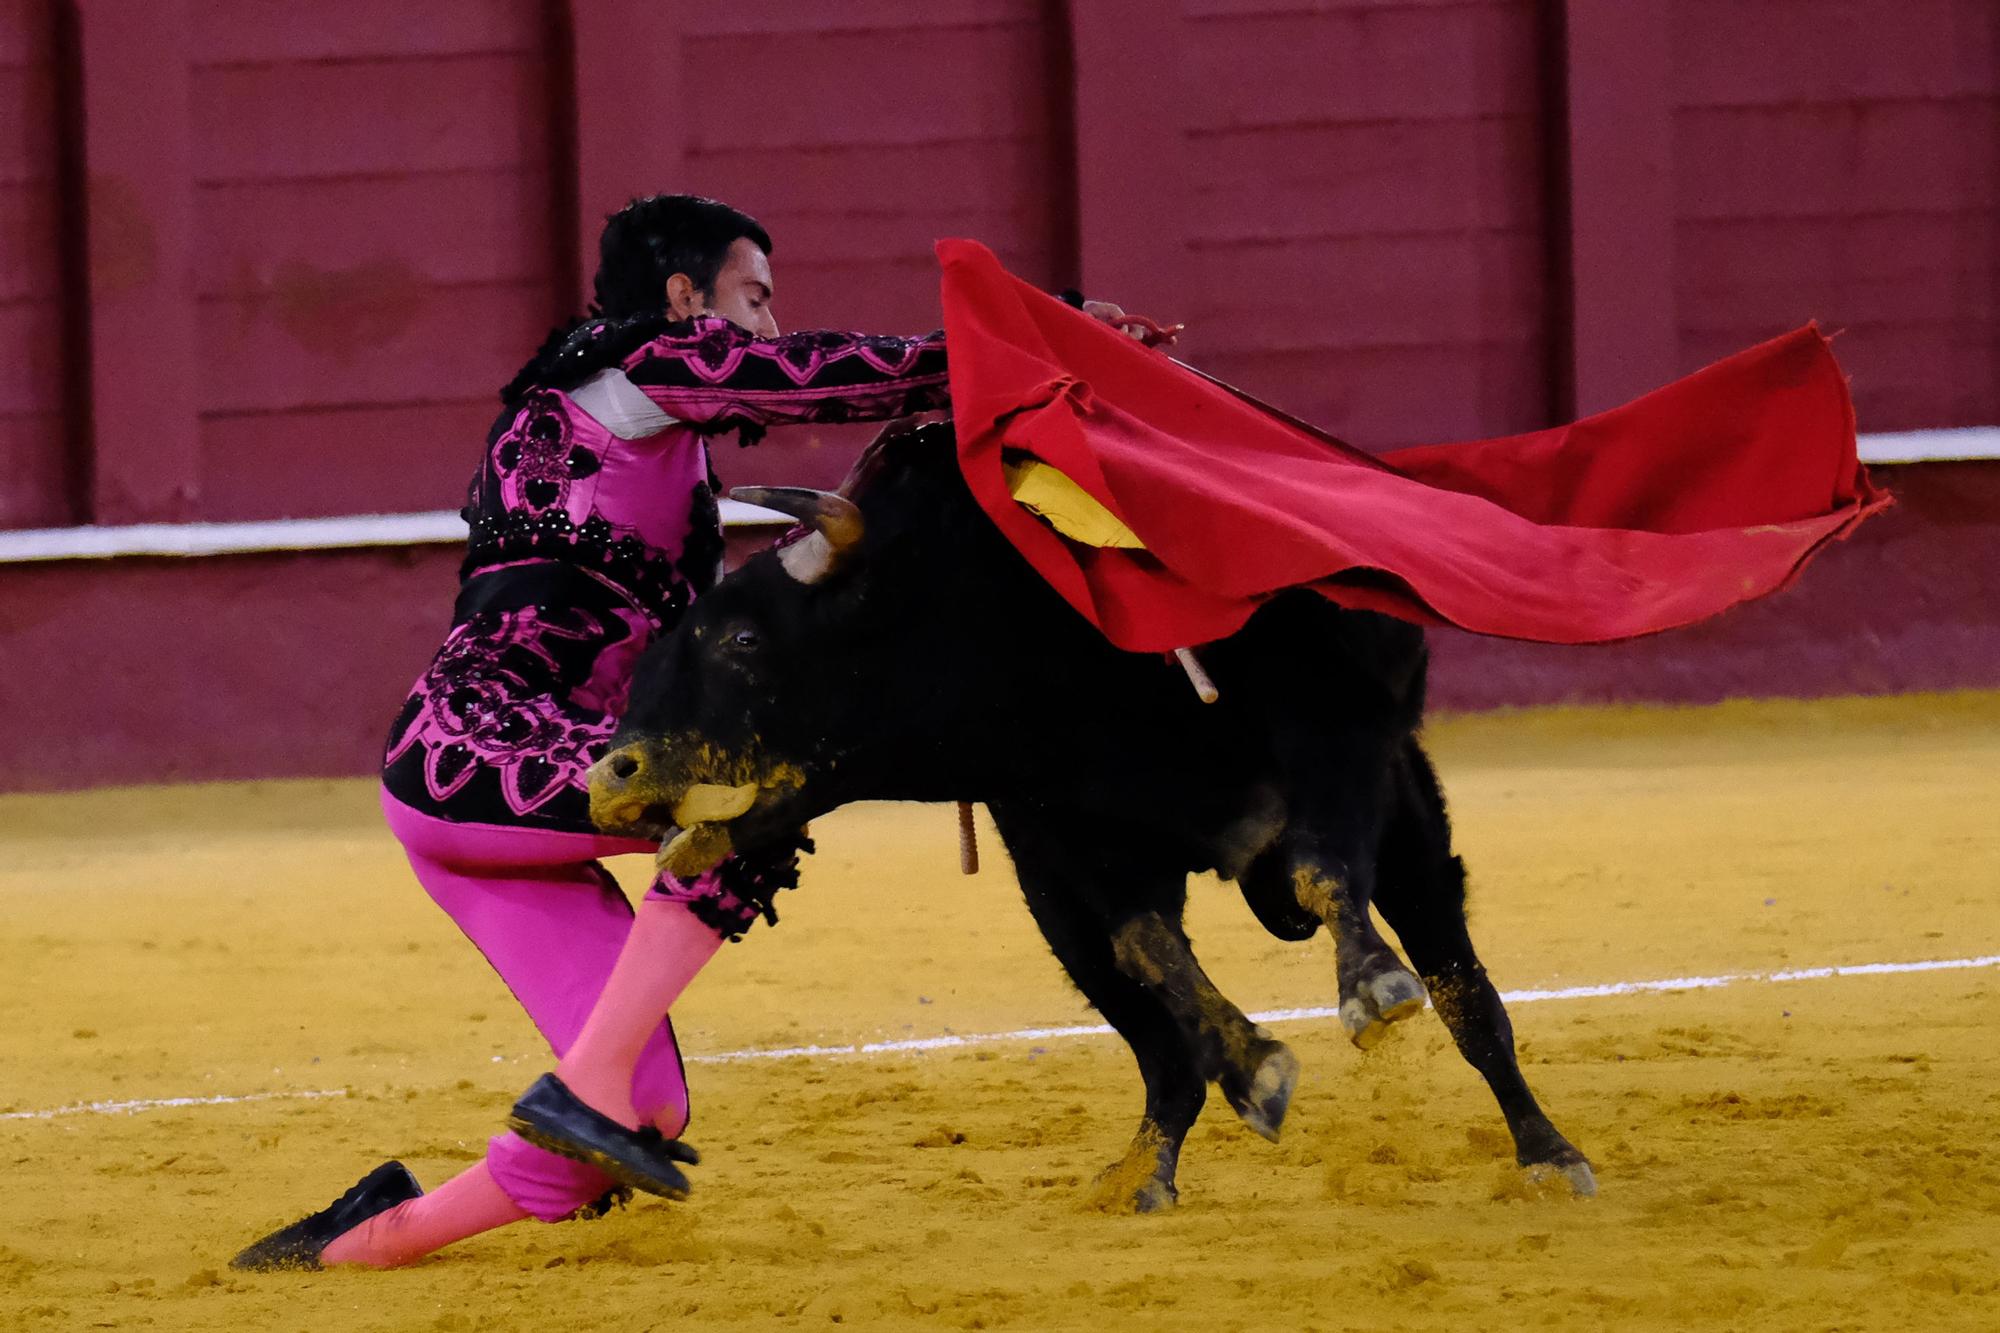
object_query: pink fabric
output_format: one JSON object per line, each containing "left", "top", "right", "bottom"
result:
{"left": 553, "top": 895, "right": 724, "bottom": 1128}
{"left": 383, "top": 790, "right": 700, "bottom": 1220}
{"left": 500, "top": 396, "right": 717, "bottom": 585}
{"left": 381, "top": 605, "right": 642, "bottom": 822}
{"left": 320, "top": 1161, "right": 525, "bottom": 1269}
{"left": 469, "top": 319, "right": 947, "bottom": 621}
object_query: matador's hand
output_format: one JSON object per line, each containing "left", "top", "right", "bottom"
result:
{"left": 1082, "top": 299, "right": 1184, "bottom": 348}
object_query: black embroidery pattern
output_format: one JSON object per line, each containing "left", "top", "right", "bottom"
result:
{"left": 382, "top": 609, "right": 632, "bottom": 823}
{"left": 496, "top": 392, "right": 601, "bottom": 513}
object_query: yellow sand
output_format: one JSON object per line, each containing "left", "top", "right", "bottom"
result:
{"left": 2, "top": 693, "right": 1997, "bottom": 1331}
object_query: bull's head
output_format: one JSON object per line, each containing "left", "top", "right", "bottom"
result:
{"left": 588, "top": 423, "right": 1067, "bottom": 877}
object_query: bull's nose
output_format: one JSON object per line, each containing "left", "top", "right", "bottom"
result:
{"left": 590, "top": 743, "right": 649, "bottom": 794}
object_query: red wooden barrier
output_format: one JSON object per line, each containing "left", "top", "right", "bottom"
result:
{"left": 1, "top": 0, "right": 1997, "bottom": 792}
{"left": 565, "top": 0, "right": 681, "bottom": 304}
{"left": 1180, "top": 0, "right": 1557, "bottom": 445}
{"left": 7, "top": 0, "right": 1994, "bottom": 533}
{"left": 74, "top": 0, "right": 200, "bottom": 524}
{"left": 1669, "top": 0, "right": 1999, "bottom": 429}
{"left": 1562, "top": 0, "right": 1677, "bottom": 418}
{"left": 0, "top": 0, "right": 74, "bottom": 527}
{"left": 189, "top": 0, "right": 562, "bottom": 522}
{"left": 1068, "top": 0, "right": 1186, "bottom": 333}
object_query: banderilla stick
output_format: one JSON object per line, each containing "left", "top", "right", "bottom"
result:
{"left": 1174, "top": 647, "right": 1220, "bottom": 704}
{"left": 958, "top": 801, "right": 980, "bottom": 875}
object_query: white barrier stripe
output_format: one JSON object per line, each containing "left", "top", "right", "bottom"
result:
{"left": 1855, "top": 427, "right": 2000, "bottom": 464}
{"left": 0, "top": 1088, "right": 345, "bottom": 1122}
{"left": 7, "top": 952, "right": 1996, "bottom": 1120}
{"left": 0, "top": 430, "right": 1990, "bottom": 565}
{"left": 0, "top": 500, "right": 796, "bottom": 565}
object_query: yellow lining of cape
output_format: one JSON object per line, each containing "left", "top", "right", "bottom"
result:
{"left": 1003, "top": 458, "right": 1147, "bottom": 550}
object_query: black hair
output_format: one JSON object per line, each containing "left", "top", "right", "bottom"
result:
{"left": 590, "top": 194, "right": 773, "bottom": 320}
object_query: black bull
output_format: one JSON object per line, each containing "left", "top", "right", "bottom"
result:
{"left": 590, "top": 422, "right": 1593, "bottom": 1209}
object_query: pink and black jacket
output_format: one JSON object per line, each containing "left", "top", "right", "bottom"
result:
{"left": 382, "top": 311, "right": 949, "bottom": 891}
{"left": 458, "top": 314, "right": 950, "bottom": 631}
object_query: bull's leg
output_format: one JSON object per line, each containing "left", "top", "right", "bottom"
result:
{"left": 988, "top": 805, "right": 1207, "bottom": 1211}
{"left": 990, "top": 805, "right": 1298, "bottom": 1148}
{"left": 1372, "top": 742, "right": 1595, "bottom": 1196}
{"left": 1254, "top": 704, "right": 1427, "bottom": 1048}
{"left": 1277, "top": 754, "right": 1427, "bottom": 1049}
{"left": 1284, "top": 854, "right": 1427, "bottom": 1049}
{"left": 1106, "top": 911, "right": 1301, "bottom": 1143}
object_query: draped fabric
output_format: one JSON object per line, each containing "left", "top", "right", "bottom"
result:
{"left": 938, "top": 239, "right": 1889, "bottom": 650}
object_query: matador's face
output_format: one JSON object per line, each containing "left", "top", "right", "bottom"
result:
{"left": 672, "top": 237, "right": 779, "bottom": 339}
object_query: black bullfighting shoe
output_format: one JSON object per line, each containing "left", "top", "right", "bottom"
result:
{"left": 507, "top": 1073, "right": 699, "bottom": 1200}
{"left": 228, "top": 1160, "right": 423, "bottom": 1272}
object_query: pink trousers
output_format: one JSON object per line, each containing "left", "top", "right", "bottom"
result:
{"left": 381, "top": 788, "right": 692, "bottom": 1221}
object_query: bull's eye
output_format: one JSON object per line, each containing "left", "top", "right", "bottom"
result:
{"left": 730, "top": 629, "right": 761, "bottom": 649}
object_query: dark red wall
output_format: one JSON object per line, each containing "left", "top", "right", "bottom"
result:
{"left": 0, "top": 0, "right": 68, "bottom": 527}
{"left": 189, "top": 1, "right": 568, "bottom": 522}
{"left": 1179, "top": 0, "right": 1558, "bottom": 445}
{"left": 17, "top": 0, "right": 1992, "bottom": 529}
{"left": 1669, "top": 0, "right": 1999, "bottom": 429}
{"left": 3, "top": 466, "right": 1994, "bottom": 795}
{"left": 2, "top": 0, "right": 1996, "bottom": 792}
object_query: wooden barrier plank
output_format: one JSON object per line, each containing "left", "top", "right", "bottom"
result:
{"left": 197, "top": 400, "right": 497, "bottom": 521}
{"left": 1186, "top": 115, "right": 1548, "bottom": 241}
{"left": 1560, "top": 0, "right": 1676, "bottom": 417}
{"left": 565, "top": 1, "right": 685, "bottom": 306}
{"left": 0, "top": 413, "right": 71, "bottom": 528}
{"left": 0, "top": 301, "right": 61, "bottom": 413}
{"left": 196, "top": 281, "right": 551, "bottom": 416}
{"left": 190, "top": 0, "right": 540, "bottom": 66}
{"left": 192, "top": 54, "right": 550, "bottom": 183}
{"left": 75, "top": 0, "right": 199, "bottom": 523}
{"left": 683, "top": 0, "right": 1038, "bottom": 38}
{"left": 1675, "top": 101, "right": 1999, "bottom": 221}
{"left": 194, "top": 171, "right": 555, "bottom": 295}
{"left": 685, "top": 25, "right": 1055, "bottom": 151}
{"left": 0, "top": 0, "right": 70, "bottom": 529}
{"left": 1066, "top": 0, "right": 1187, "bottom": 322}
{"left": 1671, "top": 0, "right": 1995, "bottom": 106}
{"left": 1185, "top": 3, "right": 1544, "bottom": 125}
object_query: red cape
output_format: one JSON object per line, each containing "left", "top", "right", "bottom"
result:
{"left": 938, "top": 238, "right": 1890, "bottom": 650}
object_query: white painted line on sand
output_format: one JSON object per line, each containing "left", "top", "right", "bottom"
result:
{"left": 685, "top": 951, "right": 2000, "bottom": 1063}
{"left": 0, "top": 1088, "right": 346, "bottom": 1123}
{"left": 7, "top": 952, "right": 1996, "bottom": 1121}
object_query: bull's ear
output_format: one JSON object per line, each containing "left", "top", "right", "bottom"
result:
{"left": 730, "top": 487, "right": 865, "bottom": 585}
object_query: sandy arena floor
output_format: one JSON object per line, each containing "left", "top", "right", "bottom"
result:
{"left": 1, "top": 693, "right": 1997, "bottom": 1331}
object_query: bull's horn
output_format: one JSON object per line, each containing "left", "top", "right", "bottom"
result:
{"left": 730, "top": 487, "right": 865, "bottom": 584}
{"left": 672, "top": 782, "right": 759, "bottom": 826}
{"left": 658, "top": 823, "right": 735, "bottom": 877}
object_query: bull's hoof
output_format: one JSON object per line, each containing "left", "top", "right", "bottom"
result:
{"left": 1129, "top": 1176, "right": 1179, "bottom": 1214}
{"left": 1365, "top": 969, "right": 1428, "bottom": 1022}
{"left": 1085, "top": 1159, "right": 1179, "bottom": 1214}
{"left": 1520, "top": 1152, "right": 1600, "bottom": 1192}
{"left": 1085, "top": 1122, "right": 1181, "bottom": 1215}
{"left": 1224, "top": 1038, "right": 1299, "bottom": 1143}
{"left": 1341, "top": 968, "right": 1428, "bottom": 1050}
{"left": 1521, "top": 1157, "right": 1598, "bottom": 1199}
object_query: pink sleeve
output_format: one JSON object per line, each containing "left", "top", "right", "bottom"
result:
{"left": 621, "top": 317, "right": 949, "bottom": 441}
